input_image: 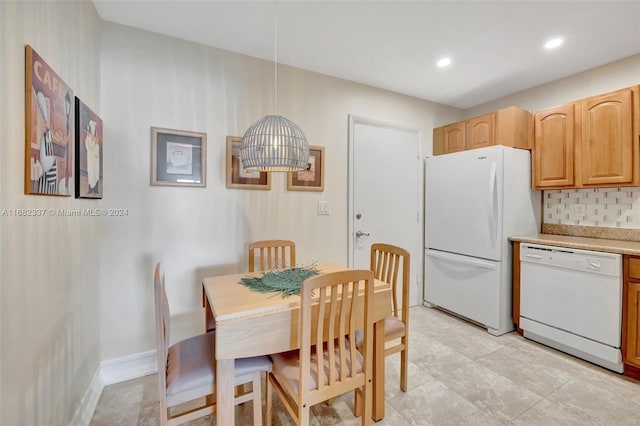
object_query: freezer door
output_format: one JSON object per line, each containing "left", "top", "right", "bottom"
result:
{"left": 424, "top": 249, "right": 502, "bottom": 331}
{"left": 425, "top": 147, "right": 503, "bottom": 261}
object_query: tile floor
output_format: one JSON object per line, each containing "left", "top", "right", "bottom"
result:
{"left": 91, "top": 306, "right": 640, "bottom": 425}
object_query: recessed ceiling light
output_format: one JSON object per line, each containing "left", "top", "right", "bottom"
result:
{"left": 544, "top": 38, "right": 564, "bottom": 49}
{"left": 437, "top": 57, "right": 451, "bottom": 68}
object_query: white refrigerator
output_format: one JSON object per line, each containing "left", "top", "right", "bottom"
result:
{"left": 424, "top": 145, "right": 541, "bottom": 335}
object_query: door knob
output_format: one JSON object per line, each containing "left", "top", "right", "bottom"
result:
{"left": 356, "top": 231, "right": 370, "bottom": 238}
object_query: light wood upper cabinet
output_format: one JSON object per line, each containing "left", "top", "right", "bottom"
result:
{"left": 443, "top": 122, "right": 465, "bottom": 153}
{"left": 432, "top": 106, "right": 531, "bottom": 156}
{"left": 432, "top": 126, "right": 444, "bottom": 156}
{"left": 466, "top": 113, "right": 495, "bottom": 150}
{"left": 532, "top": 85, "right": 639, "bottom": 189}
{"left": 496, "top": 106, "right": 532, "bottom": 150}
{"left": 579, "top": 88, "right": 635, "bottom": 186}
{"left": 533, "top": 104, "right": 575, "bottom": 188}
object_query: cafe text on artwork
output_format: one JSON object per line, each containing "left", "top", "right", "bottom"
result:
{"left": 25, "top": 45, "right": 74, "bottom": 196}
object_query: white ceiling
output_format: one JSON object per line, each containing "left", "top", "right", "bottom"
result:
{"left": 93, "top": 0, "right": 640, "bottom": 109}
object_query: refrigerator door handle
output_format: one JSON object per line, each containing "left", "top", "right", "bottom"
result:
{"left": 487, "top": 162, "right": 497, "bottom": 249}
{"left": 426, "top": 249, "right": 497, "bottom": 269}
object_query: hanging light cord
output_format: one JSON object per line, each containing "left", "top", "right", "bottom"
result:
{"left": 273, "top": 0, "right": 278, "bottom": 116}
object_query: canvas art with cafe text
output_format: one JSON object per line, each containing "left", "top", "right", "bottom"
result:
{"left": 25, "top": 45, "right": 74, "bottom": 196}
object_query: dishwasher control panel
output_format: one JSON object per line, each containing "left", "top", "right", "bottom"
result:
{"left": 520, "top": 243, "right": 621, "bottom": 277}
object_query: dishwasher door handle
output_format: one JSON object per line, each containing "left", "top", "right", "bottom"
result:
{"left": 525, "top": 253, "right": 543, "bottom": 260}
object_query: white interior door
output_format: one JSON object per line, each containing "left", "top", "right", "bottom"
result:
{"left": 348, "top": 116, "right": 421, "bottom": 307}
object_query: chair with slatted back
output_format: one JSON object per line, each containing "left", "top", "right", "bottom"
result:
{"left": 153, "top": 263, "right": 272, "bottom": 426}
{"left": 248, "top": 239, "right": 296, "bottom": 272}
{"left": 370, "top": 243, "right": 410, "bottom": 392}
{"left": 265, "top": 270, "right": 375, "bottom": 426}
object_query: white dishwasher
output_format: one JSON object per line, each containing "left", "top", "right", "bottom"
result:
{"left": 519, "top": 243, "right": 623, "bottom": 373}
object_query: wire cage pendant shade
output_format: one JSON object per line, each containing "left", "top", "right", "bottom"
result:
{"left": 240, "top": 114, "right": 310, "bottom": 172}
{"left": 240, "top": 1, "right": 309, "bottom": 172}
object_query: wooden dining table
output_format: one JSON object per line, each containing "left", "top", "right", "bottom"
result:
{"left": 202, "top": 262, "right": 392, "bottom": 425}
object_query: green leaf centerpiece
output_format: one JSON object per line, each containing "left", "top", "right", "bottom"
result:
{"left": 240, "top": 264, "right": 320, "bottom": 297}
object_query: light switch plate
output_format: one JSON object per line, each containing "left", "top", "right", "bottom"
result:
{"left": 318, "top": 201, "right": 329, "bottom": 215}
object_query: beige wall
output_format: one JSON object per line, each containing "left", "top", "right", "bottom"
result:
{"left": 466, "top": 54, "right": 640, "bottom": 116}
{"left": 98, "top": 22, "right": 461, "bottom": 360}
{"left": 0, "top": 1, "right": 102, "bottom": 425}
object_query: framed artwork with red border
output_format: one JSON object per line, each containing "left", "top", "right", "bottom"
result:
{"left": 25, "top": 45, "right": 74, "bottom": 196}
{"left": 287, "top": 145, "right": 324, "bottom": 192}
{"left": 225, "top": 136, "right": 271, "bottom": 190}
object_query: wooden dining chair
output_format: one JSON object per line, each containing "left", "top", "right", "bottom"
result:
{"left": 266, "top": 270, "right": 375, "bottom": 426}
{"left": 370, "top": 243, "right": 411, "bottom": 392}
{"left": 153, "top": 263, "right": 272, "bottom": 426}
{"left": 248, "top": 239, "right": 296, "bottom": 272}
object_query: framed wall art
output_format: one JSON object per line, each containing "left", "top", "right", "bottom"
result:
{"left": 25, "top": 45, "right": 74, "bottom": 196}
{"left": 287, "top": 145, "right": 324, "bottom": 192}
{"left": 75, "top": 97, "right": 103, "bottom": 198}
{"left": 226, "top": 136, "right": 271, "bottom": 190}
{"left": 151, "top": 127, "right": 206, "bottom": 187}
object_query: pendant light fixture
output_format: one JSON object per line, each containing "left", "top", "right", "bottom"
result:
{"left": 240, "top": 2, "right": 309, "bottom": 172}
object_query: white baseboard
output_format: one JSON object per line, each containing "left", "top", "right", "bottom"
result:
{"left": 70, "top": 368, "right": 104, "bottom": 426}
{"left": 71, "top": 350, "right": 158, "bottom": 425}
{"left": 100, "top": 349, "right": 158, "bottom": 385}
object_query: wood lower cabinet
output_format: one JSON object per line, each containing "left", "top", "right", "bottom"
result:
{"left": 623, "top": 256, "right": 640, "bottom": 380}
{"left": 512, "top": 241, "right": 522, "bottom": 333}
{"left": 532, "top": 85, "right": 639, "bottom": 189}
{"left": 433, "top": 106, "right": 531, "bottom": 155}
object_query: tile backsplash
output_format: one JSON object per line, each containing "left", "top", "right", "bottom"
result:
{"left": 544, "top": 188, "right": 640, "bottom": 229}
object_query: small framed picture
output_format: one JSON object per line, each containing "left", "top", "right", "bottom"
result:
{"left": 151, "top": 127, "right": 206, "bottom": 187}
{"left": 75, "top": 97, "right": 103, "bottom": 198}
{"left": 226, "top": 136, "right": 271, "bottom": 190}
{"left": 287, "top": 145, "right": 324, "bottom": 192}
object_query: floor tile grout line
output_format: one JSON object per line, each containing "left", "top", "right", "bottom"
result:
{"left": 436, "top": 360, "right": 546, "bottom": 423}
{"left": 508, "top": 392, "right": 550, "bottom": 423}
{"left": 572, "top": 368, "right": 640, "bottom": 409}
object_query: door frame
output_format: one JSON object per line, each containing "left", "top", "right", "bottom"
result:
{"left": 347, "top": 115, "right": 422, "bottom": 305}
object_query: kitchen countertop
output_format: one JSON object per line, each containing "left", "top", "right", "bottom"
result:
{"left": 509, "top": 234, "right": 640, "bottom": 256}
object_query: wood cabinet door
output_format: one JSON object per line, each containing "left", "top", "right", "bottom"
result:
{"left": 580, "top": 88, "right": 634, "bottom": 186}
{"left": 625, "top": 257, "right": 640, "bottom": 371}
{"left": 432, "top": 127, "right": 444, "bottom": 155}
{"left": 443, "top": 122, "right": 465, "bottom": 153}
{"left": 626, "top": 280, "right": 640, "bottom": 368}
{"left": 465, "top": 113, "right": 495, "bottom": 150}
{"left": 533, "top": 104, "right": 575, "bottom": 188}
